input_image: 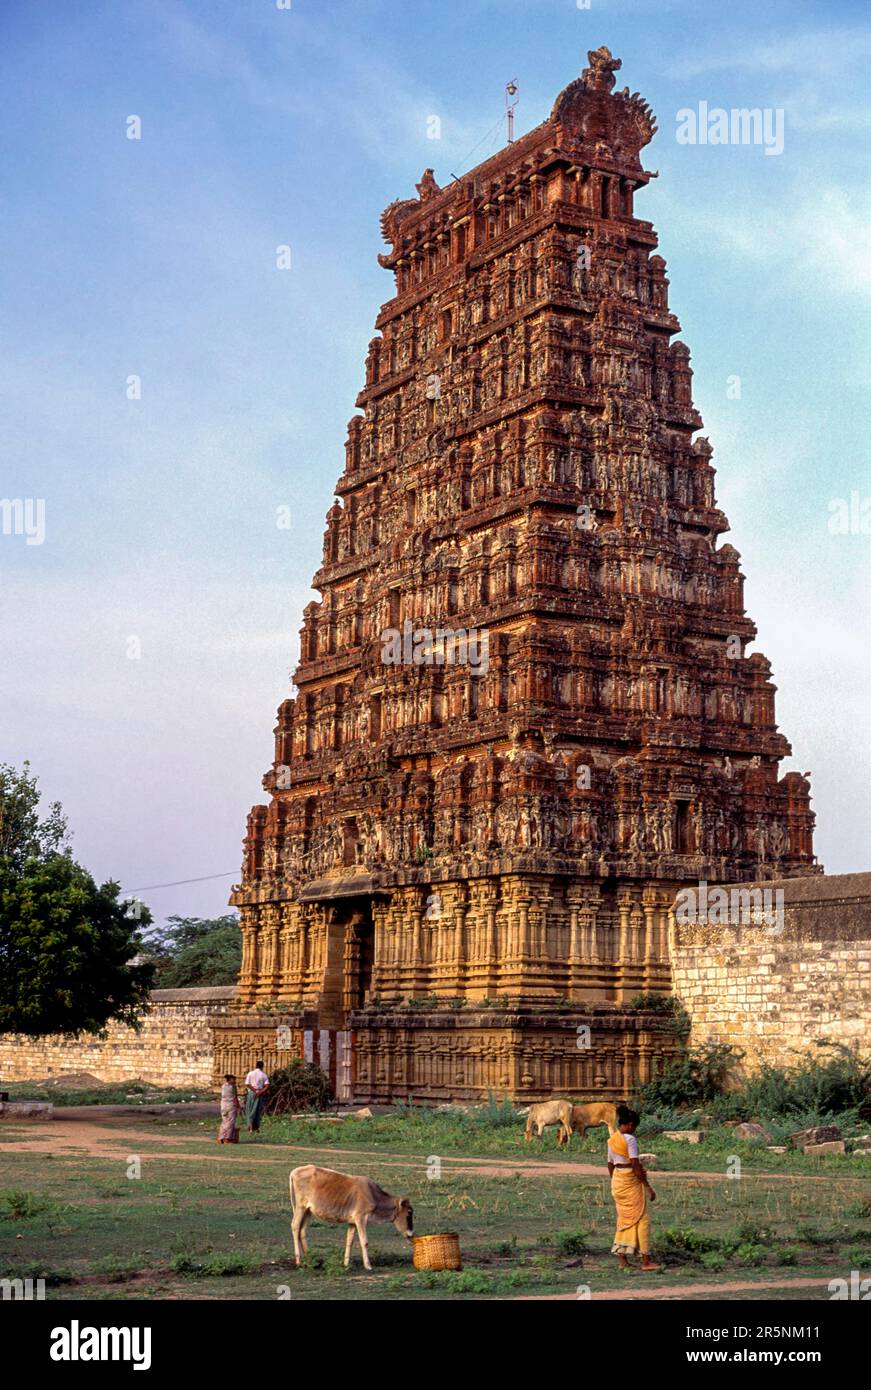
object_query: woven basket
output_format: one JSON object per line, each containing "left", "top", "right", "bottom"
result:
{"left": 412, "top": 1232, "right": 462, "bottom": 1271}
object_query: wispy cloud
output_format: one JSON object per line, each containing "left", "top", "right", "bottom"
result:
{"left": 668, "top": 28, "right": 871, "bottom": 78}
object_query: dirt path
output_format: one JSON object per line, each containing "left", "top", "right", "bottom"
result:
{"left": 0, "top": 1117, "right": 849, "bottom": 1184}
{"left": 518, "top": 1276, "right": 830, "bottom": 1300}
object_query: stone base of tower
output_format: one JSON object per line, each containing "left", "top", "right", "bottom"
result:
{"left": 349, "top": 1008, "right": 681, "bottom": 1104}
{"left": 210, "top": 1005, "right": 681, "bottom": 1105}
{"left": 224, "top": 871, "right": 683, "bottom": 1100}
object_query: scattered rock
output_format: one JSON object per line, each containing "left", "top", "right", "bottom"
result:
{"left": 789, "top": 1124, "right": 842, "bottom": 1149}
{"left": 766, "top": 1145, "right": 788, "bottom": 1154}
{"left": 851, "top": 1147, "right": 871, "bottom": 1157}
{"left": 0, "top": 1101, "right": 53, "bottom": 1119}
{"left": 355, "top": 1107, "right": 373, "bottom": 1120}
{"left": 803, "top": 1140, "right": 846, "bottom": 1156}
{"left": 638, "top": 1153, "right": 657, "bottom": 1167}
{"left": 734, "top": 1122, "right": 772, "bottom": 1142}
{"left": 663, "top": 1129, "right": 703, "bottom": 1143}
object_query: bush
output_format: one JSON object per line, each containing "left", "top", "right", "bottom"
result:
{"left": 555, "top": 1229, "right": 589, "bottom": 1258}
{"left": 737, "top": 1221, "right": 773, "bottom": 1245}
{"left": 263, "top": 1060, "right": 333, "bottom": 1115}
{"left": 629, "top": 993, "right": 690, "bottom": 1035}
{"left": 472, "top": 1092, "right": 520, "bottom": 1129}
{"left": 737, "top": 1043, "right": 870, "bottom": 1119}
{"left": 736, "top": 1243, "right": 766, "bottom": 1267}
{"left": 661, "top": 1226, "right": 723, "bottom": 1257}
{"left": 171, "top": 1253, "right": 255, "bottom": 1277}
{"left": 0, "top": 1190, "right": 58, "bottom": 1220}
{"left": 700, "top": 1251, "right": 725, "bottom": 1272}
{"left": 635, "top": 1043, "right": 743, "bottom": 1110}
{"left": 637, "top": 1108, "right": 706, "bottom": 1134}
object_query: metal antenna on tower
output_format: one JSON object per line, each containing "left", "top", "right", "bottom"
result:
{"left": 505, "top": 80, "right": 519, "bottom": 143}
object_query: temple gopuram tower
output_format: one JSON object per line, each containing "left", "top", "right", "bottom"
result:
{"left": 216, "top": 48, "right": 818, "bottom": 1102}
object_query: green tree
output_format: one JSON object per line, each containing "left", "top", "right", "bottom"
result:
{"left": 145, "top": 915, "right": 242, "bottom": 988}
{"left": 0, "top": 762, "right": 153, "bottom": 1036}
{"left": 0, "top": 761, "right": 69, "bottom": 869}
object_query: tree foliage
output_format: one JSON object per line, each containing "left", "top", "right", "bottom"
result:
{"left": 144, "top": 915, "right": 242, "bottom": 988}
{"left": 0, "top": 762, "right": 153, "bottom": 1037}
{"left": 0, "top": 761, "right": 69, "bottom": 870}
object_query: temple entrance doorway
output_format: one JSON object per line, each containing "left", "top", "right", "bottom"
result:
{"left": 340, "top": 899, "right": 375, "bottom": 1017}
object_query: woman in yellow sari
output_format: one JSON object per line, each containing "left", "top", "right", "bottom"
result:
{"left": 607, "top": 1105, "right": 661, "bottom": 1272}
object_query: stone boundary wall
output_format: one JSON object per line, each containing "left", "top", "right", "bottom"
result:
{"left": 0, "top": 987, "right": 238, "bottom": 1089}
{"left": 670, "top": 872, "right": 871, "bottom": 1066}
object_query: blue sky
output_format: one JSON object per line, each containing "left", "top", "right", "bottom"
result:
{"left": 1, "top": 0, "right": 869, "bottom": 923}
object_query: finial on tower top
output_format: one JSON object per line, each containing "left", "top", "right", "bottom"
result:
{"left": 581, "top": 46, "right": 622, "bottom": 93}
{"left": 415, "top": 169, "right": 440, "bottom": 202}
{"left": 550, "top": 46, "right": 657, "bottom": 164}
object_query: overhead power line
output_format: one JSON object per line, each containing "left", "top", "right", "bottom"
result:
{"left": 124, "top": 871, "right": 238, "bottom": 893}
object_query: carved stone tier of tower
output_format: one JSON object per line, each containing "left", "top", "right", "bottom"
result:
{"left": 217, "top": 48, "right": 818, "bottom": 1099}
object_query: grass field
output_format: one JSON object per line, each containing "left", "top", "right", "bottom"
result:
{"left": 1, "top": 1106, "right": 869, "bottom": 1300}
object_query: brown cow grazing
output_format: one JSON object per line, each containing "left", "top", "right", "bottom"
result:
{"left": 289, "top": 1164, "right": 413, "bottom": 1271}
{"left": 524, "top": 1099, "right": 573, "bottom": 1146}
{"left": 557, "top": 1101, "right": 620, "bottom": 1146}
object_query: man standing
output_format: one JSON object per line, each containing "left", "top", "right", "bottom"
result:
{"left": 244, "top": 1059, "right": 270, "bottom": 1135}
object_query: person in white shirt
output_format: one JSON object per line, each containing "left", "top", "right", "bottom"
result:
{"left": 607, "top": 1105, "right": 660, "bottom": 1272}
{"left": 243, "top": 1061, "right": 270, "bottom": 1135}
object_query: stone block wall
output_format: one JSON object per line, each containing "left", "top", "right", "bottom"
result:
{"left": 670, "top": 873, "right": 871, "bottom": 1066}
{"left": 0, "top": 987, "right": 238, "bottom": 1089}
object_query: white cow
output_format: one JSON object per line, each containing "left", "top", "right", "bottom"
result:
{"left": 289, "top": 1164, "right": 414, "bottom": 1271}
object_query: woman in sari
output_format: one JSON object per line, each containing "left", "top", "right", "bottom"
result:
{"left": 607, "top": 1105, "right": 661, "bottom": 1272}
{"left": 218, "top": 1073, "right": 241, "bottom": 1144}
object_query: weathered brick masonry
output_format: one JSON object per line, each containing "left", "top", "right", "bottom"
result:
{"left": 0, "top": 988, "right": 237, "bottom": 1088}
{"left": 670, "top": 873, "right": 871, "bottom": 1066}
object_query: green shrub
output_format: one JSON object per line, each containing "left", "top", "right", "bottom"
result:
{"left": 738, "top": 1043, "right": 870, "bottom": 1119}
{"left": 0, "top": 1190, "right": 58, "bottom": 1220}
{"left": 737, "top": 1221, "right": 773, "bottom": 1245}
{"left": 736, "top": 1243, "right": 766, "bottom": 1267}
{"left": 636, "top": 1040, "right": 869, "bottom": 1121}
{"left": 638, "top": 1109, "right": 706, "bottom": 1134}
{"left": 700, "top": 1251, "right": 725, "bottom": 1272}
{"left": 843, "top": 1245, "right": 871, "bottom": 1267}
{"left": 628, "top": 994, "right": 690, "bottom": 1035}
{"left": 171, "top": 1252, "right": 256, "bottom": 1277}
{"left": 661, "top": 1226, "right": 723, "bottom": 1257}
{"left": 635, "top": 1043, "right": 743, "bottom": 1110}
{"left": 472, "top": 1092, "right": 520, "bottom": 1129}
{"left": 555, "top": 1229, "right": 589, "bottom": 1258}
{"left": 796, "top": 1224, "right": 830, "bottom": 1247}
